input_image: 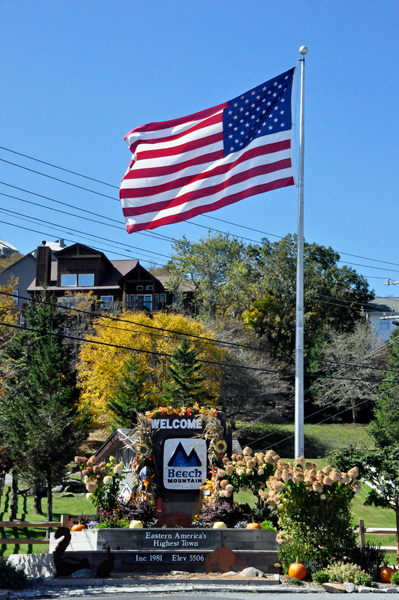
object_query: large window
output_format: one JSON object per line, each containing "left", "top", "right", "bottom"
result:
{"left": 12, "top": 289, "right": 19, "bottom": 305}
{"left": 78, "top": 273, "right": 95, "bottom": 286}
{"left": 100, "top": 295, "right": 114, "bottom": 310}
{"left": 60, "top": 273, "right": 94, "bottom": 287}
{"left": 136, "top": 294, "right": 152, "bottom": 310}
{"left": 61, "top": 274, "right": 77, "bottom": 287}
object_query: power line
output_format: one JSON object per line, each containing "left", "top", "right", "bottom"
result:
{"left": 2, "top": 148, "right": 399, "bottom": 272}
{"left": 0, "top": 219, "right": 166, "bottom": 266}
{"left": 0, "top": 319, "right": 293, "bottom": 375}
{"left": 0, "top": 207, "right": 171, "bottom": 260}
{"left": 0, "top": 290, "right": 273, "bottom": 355}
{"left": 0, "top": 181, "right": 175, "bottom": 244}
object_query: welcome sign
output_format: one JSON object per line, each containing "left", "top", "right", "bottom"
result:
{"left": 150, "top": 411, "right": 231, "bottom": 506}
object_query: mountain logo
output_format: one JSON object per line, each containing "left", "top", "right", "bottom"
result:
{"left": 168, "top": 442, "right": 202, "bottom": 468}
{"left": 163, "top": 438, "right": 207, "bottom": 490}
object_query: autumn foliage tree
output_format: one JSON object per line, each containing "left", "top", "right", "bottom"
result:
{"left": 77, "top": 312, "right": 226, "bottom": 428}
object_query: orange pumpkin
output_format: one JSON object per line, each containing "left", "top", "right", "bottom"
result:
{"left": 380, "top": 566, "right": 394, "bottom": 583}
{"left": 288, "top": 562, "right": 307, "bottom": 580}
{"left": 246, "top": 522, "right": 261, "bottom": 529}
{"left": 71, "top": 524, "right": 86, "bottom": 532}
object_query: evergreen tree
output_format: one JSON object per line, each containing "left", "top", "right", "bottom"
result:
{"left": 0, "top": 294, "right": 89, "bottom": 520}
{"left": 369, "top": 328, "right": 399, "bottom": 446}
{"left": 160, "top": 337, "right": 214, "bottom": 408}
{"left": 107, "top": 354, "right": 150, "bottom": 428}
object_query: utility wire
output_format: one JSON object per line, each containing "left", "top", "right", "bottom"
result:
{"left": 2, "top": 148, "right": 399, "bottom": 272}
{"left": 0, "top": 181, "right": 175, "bottom": 243}
{"left": 0, "top": 208, "right": 170, "bottom": 260}
{"left": 0, "top": 290, "right": 272, "bottom": 355}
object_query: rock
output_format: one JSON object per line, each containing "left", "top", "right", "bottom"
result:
{"left": 322, "top": 582, "right": 346, "bottom": 593}
{"left": 71, "top": 568, "right": 92, "bottom": 578}
{"left": 386, "top": 588, "right": 399, "bottom": 593}
{"left": 60, "top": 492, "right": 74, "bottom": 498}
{"left": 64, "top": 485, "right": 71, "bottom": 492}
{"left": 170, "top": 571, "right": 190, "bottom": 575}
{"left": 205, "top": 546, "right": 248, "bottom": 574}
{"left": 52, "top": 485, "right": 63, "bottom": 493}
{"left": 239, "top": 566, "right": 264, "bottom": 578}
{"left": 358, "top": 586, "right": 372, "bottom": 593}
{"left": 344, "top": 582, "right": 356, "bottom": 593}
{"left": 221, "top": 571, "right": 238, "bottom": 577}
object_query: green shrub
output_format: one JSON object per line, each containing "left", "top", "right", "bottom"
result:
{"left": 312, "top": 570, "right": 330, "bottom": 584}
{"left": 260, "top": 519, "right": 276, "bottom": 530}
{"left": 390, "top": 571, "right": 399, "bottom": 585}
{"left": 355, "top": 571, "right": 372, "bottom": 587}
{"left": 0, "top": 558, "right": 28, "bottom": 590}
{"left": 289, "top": 577, "right": 304, "bottom": 586}
{"left": 274, "top": 462, "right": 360, "bottom": 571}
{"left": 324, "top": 561, "right": 360, "bottom": 583}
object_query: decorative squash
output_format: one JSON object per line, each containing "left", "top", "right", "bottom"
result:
{"left": 246, "top": 522, "right": 261, "bottom": 529}
{"left": 71, "top": 524, "right": 86, "bottom": 532}
{"left": 288, "top": 562, "right": 307, "bottom": 580}
{"left": 129, "top": 520, "right": 144, "bottom": 529}
{"left": 380, "top": 566, "right": 394, "bottom": 583}
{"left": 213, "top": 521, "right": 227, "bottom": 529}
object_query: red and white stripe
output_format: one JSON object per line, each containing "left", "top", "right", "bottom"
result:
{"left": 120, "top": 103, "right": 294, "bottom": 233}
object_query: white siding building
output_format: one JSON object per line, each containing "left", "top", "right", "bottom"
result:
{"left": 367, "top": 298, "right": 399, "bottom": 341}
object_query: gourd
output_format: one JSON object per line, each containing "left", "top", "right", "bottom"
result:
{"left": 129, "top": 520, "right": 144, "bottom": 529}
{"left": 212, "top": 521, "right": 227, "bottom": 529}
{"left": 246, "top": 522, "right": 261, "bottom": 529}
{"left": 380, "top": 566, "right": 394, "bottom": 583}
{"left": 288, "top": 561, "right": 307, "bottom": 580}
{"left": 71, "top": 524, "right": 86, "bottom": 532}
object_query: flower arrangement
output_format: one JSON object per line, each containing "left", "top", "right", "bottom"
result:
{"left": 146, "top": 404, "right": 218, "bottom": 418}
{"left": 201, "top": 446, "right": 279, "bottom": 500}
{"left": 270, "top": 458, "right": 362, "bottom": 571}
{"left": 74, "top": 454, "right": 124, "bottom": 513}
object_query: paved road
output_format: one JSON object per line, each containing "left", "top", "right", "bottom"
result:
{"left": 56, "top": 595, "right": 395, "bottom": 600}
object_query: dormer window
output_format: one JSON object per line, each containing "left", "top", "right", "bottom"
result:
{"left": 78, "top": 273, "right": 95, "bottom": 286}
{"left": 61, "top": 274, "right": 77, "bottom": 287}
{"left": 60, "top": 273, "right": 95, "bottom": 287}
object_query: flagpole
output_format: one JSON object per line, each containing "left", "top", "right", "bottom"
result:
{"left": 295, "top": 46, "right": 307, "bottom": 459}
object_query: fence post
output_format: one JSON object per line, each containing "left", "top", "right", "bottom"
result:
{"left": 358, "top": 518, "right": 365, "bottom": 551}
{"left": 61, "top": 515, "right": 69, "bottom": 528}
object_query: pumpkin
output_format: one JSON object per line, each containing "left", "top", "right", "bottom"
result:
{"left": 129, "top": 520, "right": 144, "bottom": 529}
{"left": 380, "top": 566, "right": 394, "bottom": 583}
{"left": 213, "top": 521, "right": 227, "bottom": 529}
{"left": 71, "top": 524, "right": 86, "bottom": 532}
{"left": 288, "top": 561, "right": 307, "bottom": 580}
{"left": 246, "top": 522, "right": 261, "bottom": 529}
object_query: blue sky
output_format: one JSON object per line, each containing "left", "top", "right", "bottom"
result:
{"left": 1, "top": 1, "right": 398, "bottom": 296}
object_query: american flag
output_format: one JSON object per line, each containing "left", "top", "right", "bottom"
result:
{"left": 120, "top": 67, "right": 296, "bottom": 233}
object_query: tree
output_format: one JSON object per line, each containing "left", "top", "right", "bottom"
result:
{"left": 330, "top": 445, "right": 399, "bottom": 565}
{"left": 311, "top": 320, "right": 384, "bottom": 423}
{"left": 369, "top": 328, "right": 399, "bottom": 445}
{"left": 167, "top": 233, "right": 254, "bottom": 319}
{"left": 214, "top": 319, "right": 291, "bottom": 425}
{"left": 77, "top": 311, "right": 225, "bottom": 427}
{"left": 242, "top": 234, "right": 374, "bottom": 362}
{"left": 0, "top": 277, "right": 20, "bottom": 343}
{"left": 0, "top": 294, "right": 89, "bottom": 519}
{"left": 160, "top": 337, "right": 214, "bottom": 408}
{"left": 0, "top": 252, "right": 23, "bottom": 272}
{"left": 107, "top": 354, "right": 150, "bottom": 428}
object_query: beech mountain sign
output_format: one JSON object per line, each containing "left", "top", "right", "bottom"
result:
{"left": 164, "top": 438, "right": 207, "bottom": 490}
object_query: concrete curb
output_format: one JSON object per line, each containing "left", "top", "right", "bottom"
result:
{"left": 42, "top": 576, "right": 280, "bottom": 587}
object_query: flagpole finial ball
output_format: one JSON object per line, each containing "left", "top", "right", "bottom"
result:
{"left": 299, "top": 46, "right": 308, "bottom": 55}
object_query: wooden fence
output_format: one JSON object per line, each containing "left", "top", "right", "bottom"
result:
{"left": 358, "top": 519, "right": 397, "bottom": 554}
{"left": 0, "top": 515, "right": 69, "bottom": 546}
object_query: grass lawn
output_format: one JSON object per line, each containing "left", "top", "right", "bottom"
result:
{"left": 0, "top": 485, "right": 94, "bottom": 558}
{"left": 236, "top": 423, "right": 375, "bottom": 458}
